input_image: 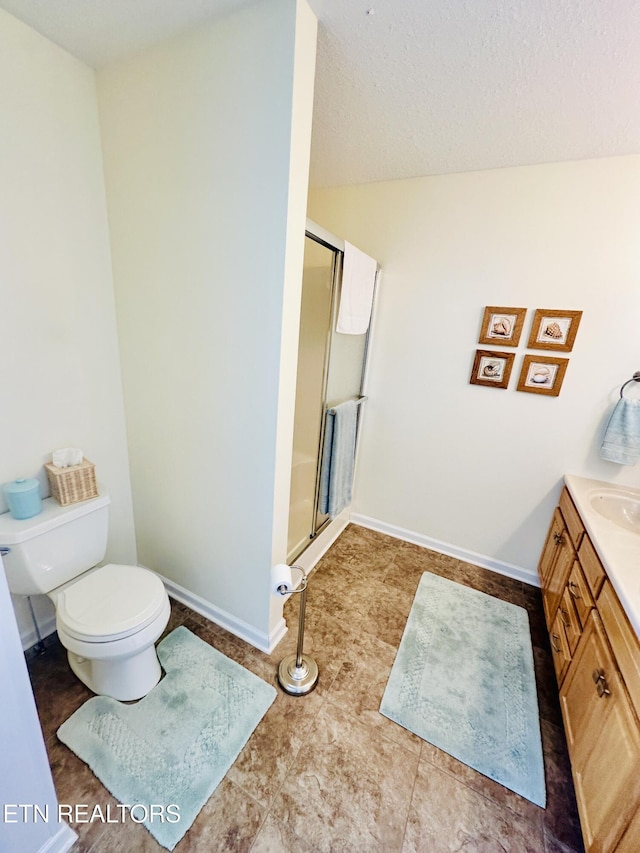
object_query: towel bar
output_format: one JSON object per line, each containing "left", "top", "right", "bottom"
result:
{"left": 327, "top": 395, "right": 367, "bottom": 415}
{"left": 619, "top": 371, "right": 640, "bottom": 398}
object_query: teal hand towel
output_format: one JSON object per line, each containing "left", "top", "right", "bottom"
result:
{"left": 600, "top": 398, "right": 640, "bottom": 465}
{"left": 319, "top": 400, "right": 358, "bottom": 518}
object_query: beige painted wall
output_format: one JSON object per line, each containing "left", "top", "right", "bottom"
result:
{"left": 268, "top": 0, "right": 318, "bottom": 630}
{"left": 0, "top": 8, "right": 136, "bottom": 644}
{"left": 98, "top": 0, "right": 316, "bottom": 645}
{"left": 309, "top": 156, "right": 640, "bottom": 578}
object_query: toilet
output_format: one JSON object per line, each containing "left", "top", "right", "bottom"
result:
{"left": 0, "top": 491, "right": 170, "bottom": 701}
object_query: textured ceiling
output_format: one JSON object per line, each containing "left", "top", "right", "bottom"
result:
{"left": 310, "top": 0, "right": 640, "bottom": 186}
{"left": 1, "top": 0, "right": 639, "bottom": 188}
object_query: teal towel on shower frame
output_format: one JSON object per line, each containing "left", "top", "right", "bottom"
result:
{"left": 319, "top": 400, "right": 358, "bottom": 518}
{"left": 601, "top": 398, "right": 640, "bottom": 465}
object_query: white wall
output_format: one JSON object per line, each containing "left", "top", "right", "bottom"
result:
{"left": 0, "top": 9, "right": 136, "bottom": 645}
{"left": 98, "top": 0, "right": 316, "bottom": 646}
{"left": 0, "top": 557, "right": 76, "bottom": 853}
{"left": 309, "top": 156, "right": 640, "bottom": 579}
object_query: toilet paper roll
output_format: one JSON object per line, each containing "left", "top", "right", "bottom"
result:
{"left": 271, "top": 563, "right": 293, "bottom": 596}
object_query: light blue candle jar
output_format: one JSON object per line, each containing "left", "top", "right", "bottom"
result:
{"left": 4, "top": 478, "right": 42, "bottom": 520}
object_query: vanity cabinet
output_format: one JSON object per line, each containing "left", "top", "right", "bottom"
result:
{"left": 539, "top": 487, "right": 640, "bottom": 853}
{"left": 560, "top": 612, "right": 640, "bottom": 852}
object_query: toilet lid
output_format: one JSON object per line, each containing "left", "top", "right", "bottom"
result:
{"left": 56, "top": 564, "right": 168, "bottom": 642}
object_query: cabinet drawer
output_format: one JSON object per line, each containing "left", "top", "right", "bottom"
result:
{"left": 542, "top": 540, "right": 575, "bottom": 629}
{"left": 567, "top": 561, "right": 594, "bottom": 631}
{"left": 598, "top": 580, "right": 640, "bottom": 720}
{"left": 559, "top": 586, "right": 582, "bottom": 657}
{"left": 560, "top": 487, "right": 585, "bottom": 550}
{"left": 579, "top": 534, "right": 606, "bottom": 599}
{"left": 550, "top": 609, "right": 571, "bottom": 685}
{"left": 539, "top": 508, "right": 566, "bottom": 588}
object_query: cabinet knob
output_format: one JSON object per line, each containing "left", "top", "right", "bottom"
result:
{"left": 553, "top": 532, "right": 565, "bottom": 546}
{"left": 560, "top": 608, "right": 571, "bottom": 628}
{"left": 568, "top": 581, "right": 582, "bottom": 599}
{"left": 592, "top": 668, "right": 611, "bottom": 698}
{"left": 551, "top": 634, "right": 562, "bottom": 654}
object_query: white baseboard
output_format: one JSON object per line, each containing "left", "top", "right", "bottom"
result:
{"left": 18, "top": 570, "right": 288, "bottom": 656}
{"left": 159, "top": 513, "right": 350, "bottom": 653}
{"left": 157, "top": 572, "right": 286, "bottom": 654}
{"left": 23, "top": 506, "right": 530, "bottom": 659}
{"left": 349, "top": 513, "right": 540, "bottom": 588}
{"left": 39, "top": 823, "right": 78, "bottom": 853}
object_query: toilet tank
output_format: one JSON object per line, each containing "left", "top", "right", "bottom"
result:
{"left": 0, "top": 492, "right": 110, "bottom": 595}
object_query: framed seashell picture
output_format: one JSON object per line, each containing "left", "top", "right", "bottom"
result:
{"left": 478, "top": 306, "right": 527, "bottom": 347}
{"left": 516, "top": 354, "right": 569, "bottom": 397}
{"left": 469, "top": 349, "right": 515, "bottom": 389}
{"left": 527, "top": 309, "right": 582, "bottom": 352}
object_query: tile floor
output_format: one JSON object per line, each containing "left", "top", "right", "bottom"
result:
{"left": 28, "top": 524, "right": 585, "bottom": 852}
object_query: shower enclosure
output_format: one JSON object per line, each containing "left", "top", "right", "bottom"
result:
{"left": 286, "top": 220, "right": 372, "bottom": 562}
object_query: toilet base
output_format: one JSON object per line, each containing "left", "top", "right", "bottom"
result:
{"left": 57, "top": 592, "right": 171, "bottom": 701}
{"left": 68, "top": 644, "right": 163, "bottom": 701}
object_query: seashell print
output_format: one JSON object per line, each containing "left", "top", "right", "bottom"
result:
{"left": 482, "top": 362, "right": 501, "bottom": 377}
{"left": 530, "top": 366, "right": 551, "bottom": 384}
{"left": 543, "top": 321, "right": 563, "bottom": 339}
{"left": 491, "top": 317, "right": 512, "bottom": 337}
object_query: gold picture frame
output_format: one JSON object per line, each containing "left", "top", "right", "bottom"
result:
{"left": 470, "top": 349, "right": 515, "bottom": 389}
{"left": 478, "top": 306, "right": 527, "bottom": 347}
{"left": 527, "top": 309, "right": 582, "bottom": 352}
{"left": 516, "top": 354, "right": 569, "bottom": 397}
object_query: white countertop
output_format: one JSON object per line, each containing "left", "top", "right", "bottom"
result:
{"left": 564, "top": 474, "right": 640, "bottom": 638}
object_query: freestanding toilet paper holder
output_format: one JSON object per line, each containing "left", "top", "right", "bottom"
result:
{"left": 275, "top": 565, "right": 318, "bottom": 696}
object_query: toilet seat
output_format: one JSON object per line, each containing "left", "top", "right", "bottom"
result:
{"left": 56, "top": 564, "right": 168, "bottom": 643}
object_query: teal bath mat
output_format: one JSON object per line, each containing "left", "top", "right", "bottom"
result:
{"left": 57, "top": 626, "right": 276, "bottom": 849}
{"left": 380, "top": 573, "right": 545, "bottom": 807}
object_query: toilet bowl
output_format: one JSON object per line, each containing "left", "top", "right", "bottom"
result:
{"left": 0, "top": 491, "right": 171, "bottom": 701}
{"left": 54, "top": 563, "right": 171, "bottom": 700}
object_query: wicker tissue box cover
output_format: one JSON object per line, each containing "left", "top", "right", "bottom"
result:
{"left": 44, "top": 459, "right": 98, "bottom": 506}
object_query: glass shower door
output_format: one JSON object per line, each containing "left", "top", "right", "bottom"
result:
{"left": 286, "top": 236, "right": 335, "bottom": 561}
{"left": 315, "top": 261, "right": 370, "bottom": 533}
{"left": 287, "top": 228, "right": 373, "bottom": 562}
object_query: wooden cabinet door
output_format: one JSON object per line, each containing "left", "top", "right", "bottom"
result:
{"left": 549, "top": 609, "right": 571, "bottom": 684}
{"left": 560, "top": 613, "right": 640, "bottom": 853}
{"left": 539, "top": 508, "right": 565, "bottom": 587}
{"left": 617, "top": 805, "right": 640, "bottom": 853}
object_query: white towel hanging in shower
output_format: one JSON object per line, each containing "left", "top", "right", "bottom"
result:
{"left": 336, "top": 241, "right": 377, "bottom": 335}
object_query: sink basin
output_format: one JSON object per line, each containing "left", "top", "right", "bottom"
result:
{"left": 590, "top": 491, "right": 640, "bottom": 533}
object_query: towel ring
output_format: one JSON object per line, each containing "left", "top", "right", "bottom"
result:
{"left": 620, "top": 371, "right": 640, "bottom": 398}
